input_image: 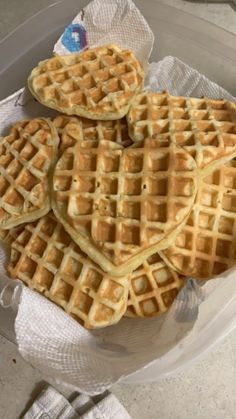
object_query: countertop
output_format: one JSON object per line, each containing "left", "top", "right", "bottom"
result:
{"left": 1, "top": 1, "right": 236, "bottom": 418}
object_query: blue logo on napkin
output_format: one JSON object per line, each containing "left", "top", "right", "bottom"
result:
{"left": 61, "top": 23, "right": 87, "bottom": 52}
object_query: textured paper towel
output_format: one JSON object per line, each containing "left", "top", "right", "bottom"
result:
{"left": 23, "top": 386, "right": 131, "bottom": 419}
{"left": 145, "top": 57, "right": 236, "bottom": 101}
{"left": 1, "top": 279, "right": 197, "bottom": 395}
{"left": 1, "top": 0, "right": 236, "bottom": 396}
{"left": 53, "top": 0, "right": 154, "bottom": 64}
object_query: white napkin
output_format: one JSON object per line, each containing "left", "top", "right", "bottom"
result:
{"left": 53, "top": 0, "right": 154, "bottom": 64}
{"left": 145, "top": 56, "right": 235, "bottom": 101}
{"left": 22, "top": 385, "right": 131, "bottom": 419}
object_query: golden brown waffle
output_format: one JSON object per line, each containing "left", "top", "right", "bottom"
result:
{"left": 127, "top": 91, "right": 236, "bottom": 172}
{"left": 0, "top": 225, "right": 25, "bottom": 246}
{"left": 52, "top": 114, "right": 72, "bottom": 139}
{"left": 161, "top": 159, "right": 236, "bottom": 279}
{"left": 52, "top": 136, "right": 198, "bottom": 276}
{"left": 0, "top": 118, "right": 59, "bottom": 229}
{"left": 52, "top": 115, "right": 78, "bottom": 155}
{"left": 52, "top": 114, "right": 132, "bottom": 155}
{"left": 126, "top": 252, "right": 185, "bottom": 318}
{"left": 8, "top": 212, "right": 130, "bottom": 329}
{"left": 28, "top": 45, "right": 144, "bottom": 120}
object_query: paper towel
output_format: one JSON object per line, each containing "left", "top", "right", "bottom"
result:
{"left": 53, "top": 0, "right": 154, "bottom": 65}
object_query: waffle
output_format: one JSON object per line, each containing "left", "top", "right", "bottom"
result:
{"left": 127, "top": 91, "right": 236, "bottom": 172}
{"left": 0, "top": 225, "right": 25, "bottom": 246}
{"left": 126, "top": 252, "right": 185, "bottom": 317}
{"left": 52, "top": 136, "right": 198, "bottom": 276}
{"left": 0, "top": 118, "right": 59, "bottom": 229}
{"left": 161, "top": 159, "right": 236, "bottom": 279}
{"left": 28, "top": 45, "right": 144, "bottom": 120}
{"left": 8, "top": 212, "right": 130, "bottom": 329}
{"left": 52, "top": 114, "right": 132, "bottom": 155}
{"left": 52, "top": 114, "right": 72, "bottom": 140}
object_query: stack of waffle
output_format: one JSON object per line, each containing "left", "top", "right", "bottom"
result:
{"left": 2, "top": 44, "right": 236, "bottom": 328}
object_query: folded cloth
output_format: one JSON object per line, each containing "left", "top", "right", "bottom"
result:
{"left": 22, "top": 385, "right": 131, "bottom": 419}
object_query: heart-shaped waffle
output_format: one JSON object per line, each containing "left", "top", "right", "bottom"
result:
{"left": 8, "top": 212, "right": 130, "bottom": 329}
{"left": 0, "top": 118, "right": 59, "bottom": 229}
{"left": 28, "top": 44, "right": 144, "bottom": 120}
{"left": 127, "top": 91, "right": 236, "bottom": 172}
{"left": 52, "top": 136, "right": 198, "bottom": 276}
{"left": 160, "top": 158, "right": 236, "bottom": 279}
